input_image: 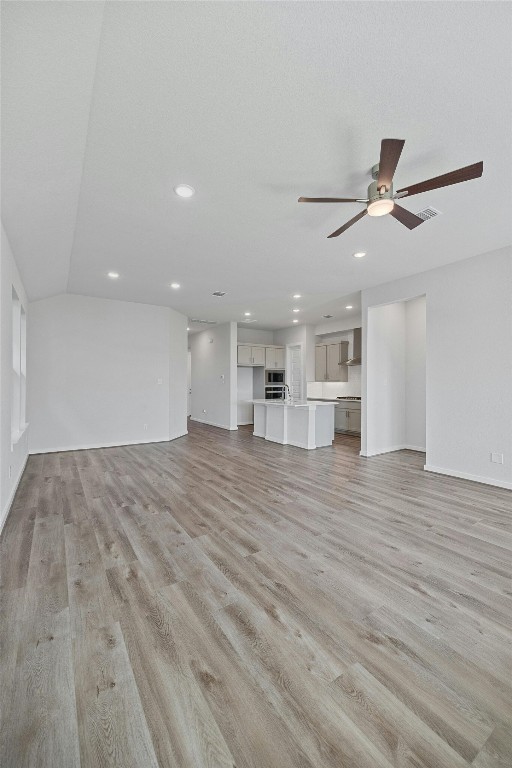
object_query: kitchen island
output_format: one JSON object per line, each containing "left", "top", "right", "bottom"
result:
{"left": 252, "top": 399, "right": 335, "bottom": 449}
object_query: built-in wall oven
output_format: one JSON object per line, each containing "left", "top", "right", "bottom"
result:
{"left": 265, "top": 369, "right": 285, "bottom": 399}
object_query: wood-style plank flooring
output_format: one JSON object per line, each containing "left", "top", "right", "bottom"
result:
{"left": 1, "top": 421, "right": 511, "bottom": 767}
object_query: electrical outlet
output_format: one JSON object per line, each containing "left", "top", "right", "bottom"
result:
{"left": 491, "top": 452, "right": 504, "bottom": 464}
{"left": 156, "top": 377, "right": 163, "bottom": 385}
{"left": 143, "top": 423, "right": 148, "bottom": 431}
{"left": 203, "top": 409, "right": 207, "bottom": 414}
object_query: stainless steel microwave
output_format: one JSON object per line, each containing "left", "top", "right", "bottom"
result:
{"left": 266, "top": 370, "right": 284, "bottom": 384}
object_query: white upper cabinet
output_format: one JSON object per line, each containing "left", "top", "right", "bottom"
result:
{"left": 252, "top": 346, "right": 266, "bottom": 366}
{"left": 266, "top": 346, "right": 285, "bottom": 369}
{"left": 238, "top": 344, "right": 285, "bottom": 368}
{"left": 274, "top": 346, "right": 285, "bottom": 369}
{"left": 237, "top": 345, "right": 265, "bottom": 366}
{"left": 238, "top": 345, "right": 252, "bottom": 365}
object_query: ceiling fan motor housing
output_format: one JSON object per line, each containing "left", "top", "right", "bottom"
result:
{"left": 368, "top": 176, "right": 393, "bottom": 203}
{"left": 367, "top": 165, "right": 394, "bottom": 216}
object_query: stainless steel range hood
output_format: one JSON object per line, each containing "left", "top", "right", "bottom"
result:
{"left": 345, "top": 327, "right": 362, "bottom": 366}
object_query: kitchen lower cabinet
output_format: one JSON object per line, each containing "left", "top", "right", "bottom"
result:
{"left": 347, "top": 409, "right": 361, "bottom": 433}
{"left": 335, "top": 404, "right": 361, "bottom": 434}
{"left": 334, "top": 406, "right": 348, "bottom": 431}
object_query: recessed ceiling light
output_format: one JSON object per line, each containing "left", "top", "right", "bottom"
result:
{"left": 244, "top": 312, "right": 251, "bottom": 316}
{"left": 293, "top": 294, "right": 302, "bottom": 299}
{"left": 292, "top": 319, "right": 299, "bottom": 323}
{"left": 353, "top": 251, "right": 366, "bottom": 258}
{"left": 292, "top": 308, "right": 300, "bottom": 313}
{"left": 187, "top": 327, "right": 190, "bottom": 331}
{"left": 107, "top": 271, "right": 119, "bottom": 279}
{"left": 346, "top": 305, "right": 353, "bottom": 310}
{"left": 170, "top": 282, "right": 180, "bottom": 289}
{"left": 174, "top": 184, "right": 195, "bottom": 198}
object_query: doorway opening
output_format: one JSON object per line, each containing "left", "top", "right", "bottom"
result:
{"left": 364, "top": 295, "right": 426, "bottom": 457}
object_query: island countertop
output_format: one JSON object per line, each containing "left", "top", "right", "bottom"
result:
{"left": 252, "top": 399, "right": 334, "bottom": 448}
{"left": 252, "top": 399, "right": 335, "bottom": 408}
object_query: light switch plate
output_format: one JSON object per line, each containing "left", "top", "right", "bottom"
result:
{"left": 491, "top": 452, "right": 504, "bottom": 464}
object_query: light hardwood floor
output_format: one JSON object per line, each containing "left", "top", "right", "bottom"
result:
{"left": 1, "top": 421, "right": 511, "bottom": 767}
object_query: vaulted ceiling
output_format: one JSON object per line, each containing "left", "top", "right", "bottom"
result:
{"left": 2, "top": 1, "right": 511, "bottom": 329}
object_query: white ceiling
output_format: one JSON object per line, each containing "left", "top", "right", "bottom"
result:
{"left": 2, "top": 1, "right": 511, "bottom": 330}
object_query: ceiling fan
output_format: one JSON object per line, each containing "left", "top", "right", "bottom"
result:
{"left": 298, "top": 139, "right": 483, "bottom": 238}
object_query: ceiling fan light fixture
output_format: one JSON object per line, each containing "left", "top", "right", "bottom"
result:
{"left": 367, "top": 198, "right": 394, "bottom": 217}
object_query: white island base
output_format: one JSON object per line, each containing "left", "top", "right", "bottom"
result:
{"left": 253, "top": 400, "right": 335, "bottom": 449}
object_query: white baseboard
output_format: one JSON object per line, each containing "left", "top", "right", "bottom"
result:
{"left": 286, "top": 440, "right": 315, "bottom": 450}
{"left": 29, "top": 434, "right": 186, "bottom": 455}
{"left": 424, "top": 464, "right": 512, "bottom": 491}
{"left": 169, "top": 430, "right": 188, "bottom": 441}
{"left": 237, "top": 421, "right": 254, "bottom": 426}
{"left": 360, "top": 444, "right": 424, "bottom": 457}
{"left": 1, "top": 453, "right": 29, "bottom": 535}
{"left": 259, "top": 435, "right": 318, "bottom": 450}
{"left": 190, "top": 418, "right": 237, "bottom": 431}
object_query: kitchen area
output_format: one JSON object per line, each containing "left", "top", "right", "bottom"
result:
{"left": 236, "top": 324, "right": 361, "bottom": 449}
{"left": 307, "top": 326, "right": 362, "bottom": 438}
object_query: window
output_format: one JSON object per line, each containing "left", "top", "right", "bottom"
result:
{"left": 11, "top": 287, "right": 27, "bottom": 447}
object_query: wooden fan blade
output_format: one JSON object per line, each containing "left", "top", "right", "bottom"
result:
{"left": 390, "top": 204, "right": 425, "bottom": 230}
{"left": 396, "top": 161, "right": 483, "bottom": 198}
{"left": 327, "top": 209, "right": 367, "bottom": 238}
{"left": 298, "top": 196, "right": 360, "bottom": 203}
{"left": 377, "top": 139, "right": 405, "bottom": 191}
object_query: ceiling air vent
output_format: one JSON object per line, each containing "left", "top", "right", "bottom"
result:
{"left": 415, "top": 206, "right": 442, "bottom": 221}
{"left": 322, "top": 314, "right": 334, "bottom": 319}
{"left": 189, "top": 318, "right": 217, "bottom": 325}
{"left": 241, "top": 319, "right": 257, "bottom": 324}
{"left": 212, "top": 291, "right": 226, "bottom": 297}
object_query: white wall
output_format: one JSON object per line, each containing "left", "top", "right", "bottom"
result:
{"left": 405, "top": 296, "right": 426, "bottom": 451}
{"left": 1, "top": 224, "right": 29, "bottom": 529}
{"left": 190, "top": 322, "right": 237, "bottom": 430}
{"left": 365, "top": 297, "right": 426, "bottom": 454}
{"left": 28, "top": 294, "right": 187, "bottom": 453}
{"left": 314, "top": 312, "right": 362, "bottom": 336}
{"left": 237, "top": 327, "right": 274, "bottom": 344}
{"left": 168, "top": 309, "right": 188, "bottom": 439}
{"left": 366, "top": 302, "right": 407, "bottom": 455}
{"left": 362, "top": 246, "right": 512, "bottom": 490}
